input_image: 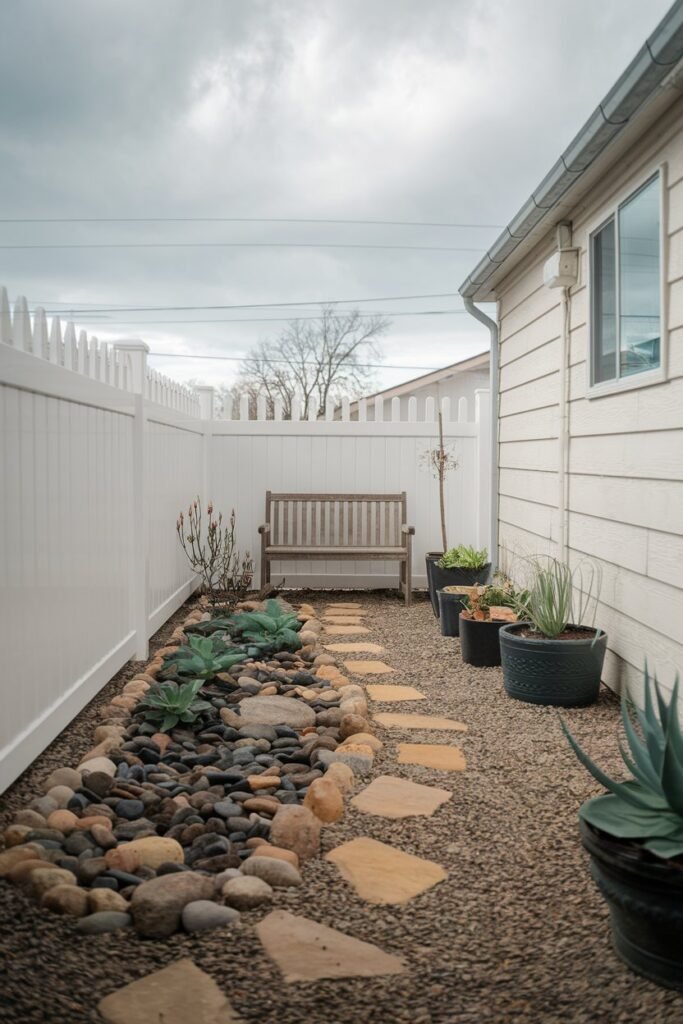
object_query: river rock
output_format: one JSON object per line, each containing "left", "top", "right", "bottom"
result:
{"left": 88, "top": 888, "right": 130, "bottom": 913}
{"left": 317, "top": 747, "right": 373, "bottom": 777}
{"left": 13, "top": 809, "right": 47, "bottom": 829}
{"left": 130, "top": 871, "right": 215, "bottom": 938}
{"left": 28, "top": 867, "right": 77, "bottom": 899}
{"left": 41, "top": 884, "right": 89, "bottom": 917}
{"left": 222, "top": 875, "right": 273, "bottom": 909}
{"left": 46, "top": 785, "right": 75, "bottom": 808}
{"left": 181, "top": 900, "right": 240, "bottom": 933}
{"left": 269, "top": 805, "right": 321, "bottom": 862}
{"left": 238, "top": 696, "right": 316, "bottom": 730}
{"left": 303, "top": 777, "right": 344, "bottom": 823}
{"left": 46, "top": 809, "right": 78, "bottom": 833}
{"left": 43, "top": 767, "right": 82, "bottom": 792}
{"left": 249, "top": 845, "right": 300, "bottom": 868}
{"left": 241, "top": 856, "right": 302, "bottom": 888}
{"left": 118, "top": 836, "right": 184, "bottom": 870}
{"left": 76, "top": 912, "right": 132, "bottom": 934}
{"left": 3, "top": 825, "right": 32, "bottom": 848}
{"left": 0, "top": 844, "right": 47, "bottom": 877}
{"left": 78, "top": 756, "right": 117, "bottom": 777}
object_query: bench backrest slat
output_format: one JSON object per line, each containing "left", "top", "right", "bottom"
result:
{"left": 264, "top": 492, "right": 406, "bottom": 548}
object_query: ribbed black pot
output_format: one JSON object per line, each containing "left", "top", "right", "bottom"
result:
{"left": 499, "top": 622, "right": 607, "bottom": 707}
{"left": 459, "top": 613, "right": 505, "bottom": 666}
{"left": 437, "top": 590, "right": 467, "bottom": 637}
{"left": 580, "top": 819, "right": 683, "bottom": 990}
{"left": 426, "top": 556, "right": 491, "bottom": 618}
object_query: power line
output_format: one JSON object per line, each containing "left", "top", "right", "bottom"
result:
{"left": 0, "top": 215, "right": 504, "bottom": 229}
{"left": 22, "top": 290, "right": 466, "bottom": 313}
{"left": 35, "top": 308, "right": 469, "bottom": 325}
{"left": 147, "top": 351, "right": 442, "bottom": 370}
{"left": 3, "top": 241, "right": 485, "bottom": 253}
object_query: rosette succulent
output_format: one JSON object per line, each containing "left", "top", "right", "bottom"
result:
{"left": 138, "top": 678, "right": 213, "bottom": 733}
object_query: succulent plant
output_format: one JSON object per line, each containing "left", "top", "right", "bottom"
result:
{"left": 183, "top": 616, "right": 239, "bottom": 638}
{"left": 562, "top": 670, "right": 683, "bottom": 859}
{"left": 137, "top": 678, "right": 213, "bottom": 733}
{"left": 159, "top": 634, "right": 248, "bottom": 681}
{"left": 230, "top": 599, "right": 302, "bottom": 653}
{"left": 438, "top": 545, "right": 488, "bottom": 570}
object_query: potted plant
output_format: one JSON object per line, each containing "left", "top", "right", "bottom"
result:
{"left": 562, "top": 672, "right": 683, "bottom": 990}
{"left": 458, "top": 577, "right": 520, "bottom": 667}
{"left": 428, "top": 545, "right": 491, "bottom": 616}
{"left": 499, "top": 557, "right": 607, "bottom": 707}
{"left": 421, "top": 412, "right": 459, "bottom": 615}
{"left": 437, "top": 584, "right": 484, "bottom": 637}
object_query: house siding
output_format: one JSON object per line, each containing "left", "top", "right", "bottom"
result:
{"left": 495, "top": 94, "right": 683, "bottom": 702}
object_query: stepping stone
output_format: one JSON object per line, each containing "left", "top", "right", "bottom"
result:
{"left": 325, "top": 642, "right": 386, "bottom": 654}
{"left": 256, "top": 910, "right": 406, "bottom": 982}
{"left": 343, "top": 660, "right": 394, "bottom": 675}
{"left": 326, "top": 837, "right": 447, "bottom": 905}
{"left": 373, "top": 712, "right": 468, "bottom": 732}
{"left": 398, "top": 743, "right": 467, "bottom": 771}
{"left": 351, "top": 775, "right": 451, "bottom": 819}
{"left": 238, "top": 695, "right": 316, "bottom": 729}
{"left": 324, "top": 618, "right": 364, "bottom": 626}
{"left": 326, "top": 603, "right": 362, "bottom": 610}
{"left": 325, "top": 625, "right": 370, "bottom": 635}
{"left": 366, "top": 685, "right": 426, "bottom": 702}
{"left": 97, "top": 959, "right": 240, "bottom": 1024}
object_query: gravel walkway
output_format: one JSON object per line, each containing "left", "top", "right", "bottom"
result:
{"left": 2, "top": 591, "right": 683, "bottom": 1024}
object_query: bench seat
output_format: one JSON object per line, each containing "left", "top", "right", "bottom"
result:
{"left": 265, "top": 545, "right": 407, "bottom": 558}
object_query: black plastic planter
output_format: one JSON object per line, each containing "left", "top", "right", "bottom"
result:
{"left": 499, "top": 622, "right": 607, "bottom": 707}
{"left": 437, "top": 590, "right": 467, "bottom": 636}
{"left": 580, "top": 819, "right": 683, "bottom": 990}
{"left": 426, "top": 556, "right": 491, "bottom": 618}
{"left": 459, "top": 613, "right": 505, "bottom": 666}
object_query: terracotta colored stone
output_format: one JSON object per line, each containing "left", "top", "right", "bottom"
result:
{"left": 326, "top": 837, "right": 447, "bottom": 904}
{"left": 373, "top": 712, "right": 468, "bottom": 732}
{"left": 46, "top": 809, "right": 79, "bottom": 833}
{"left": 105, "top": 846, "right": 142, "bottom": 873}
{"left": 366, "top": 684, "right": 426, "bottom": 702}
{"left": 397, "top": 743, "right": 467, "bottom": 771}
{"left": 97, "top": 958, "right": 241, "bottom": 1024}
{"left": 151, "top": 733, "right": 171, "bottom": 754}
{"left": 256, "top": 910, "right": 406, "bottom": 982}
{"left": 324, "top": 642, "right": 385, "bottom": 653}
{"left": 323, "top": 762, "right": 355, "bottom": 793}
{"left": 303, "top": 777, "right": 344, "bottom": 823}
{"left": 0, "top": 845, "right": 46, "bottom": 877}
{"left": 269, "top": 805, "right": 321, "bottom": 862}
{"left": 243, "top": 797, "right": 280, "bottom": 815}
{"left": 41, "top": 884, "right": 89, "bottom": 917}
{"left": 249, "top": 845, "right": 300, "bottom": 869}
{"left": 246, "top": 774, "right": 280, "bottom": 791}
{"left": 351, "top": 775, "right": 451, "bottom": 819}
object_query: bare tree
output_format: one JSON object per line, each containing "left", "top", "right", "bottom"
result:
{"left": 234, "top": 305, "right": 388, "bottom": 418}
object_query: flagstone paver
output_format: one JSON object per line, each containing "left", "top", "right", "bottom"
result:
{"left": 366, "top": 684, "right": 426, "bottom": 702}
{"left": 255, "top": 910, "right": 406, "bottom": 981}
{"left": 351, "top": 775, "right": 451, "bottom": 819}
{"left": 324, "top": 642, "right": 386, "bottom": 653}
{"left": 373, "top": 712, "right": 468, "bottom": 732}
{"left": 324, "top": 617, "right": 365, "bottom": 625}
{"left": 397, "top": 743, "right": 467, "bottom": 771}
{"left": 325, "top": 625, "right": 371, "bottom": 635}
{"left": 325, "top": 603, "right": 363, "bottom": 610}
{"left": 326, "top": 836, "right": 447, "bottom": 904}
{"left": 97, "top": 959, "right": 240, "bottom": 1024}
{"left": 343, "top": 659, "right": 395, "bottom": 675}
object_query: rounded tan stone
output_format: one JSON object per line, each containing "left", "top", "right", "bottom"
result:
{"left": 251, "top": 845, "right": 300, "bottom": 868}
{"left": 0, "top": 844, "right": 47, "bottom": 877}
{"left": 105, "top": 845, "right": 141, "bottom": 873}
{"left": 46, "top": 809, "right": 79, "bottom": 833}
{"left": 78, "top": 756, "right": 117, "bottom": 777}
{"left": 243, "top": 797, "right": 280, "bottom": 815}
{"left": 3, "top": 825, "right": 33, "bottom": 848}
{"left": 43, "top": 767, "right": 82, "bottom": 792}
{"left": 246, "top": 774, "right": 280, "bottom": 791}
{"left": 323, "top": 762, "right": 355, "bottom": 793}
{"left": 338, "top": 732, "right": 383, "bottom": 753}
{"left": 120, "top": 836, "right": 184, "bottom": 870}
{"left": 41, "top": 884, "right": 89, "bottom": 917}
{"left": 303, "top": 777, "right": 344, "bottom": 824}
{"left": 269, "top": 805, "right": 321, "bottom": 862}
{"left": 46, "top": 785, "right": 75, "bottom": 809}
{"left": 339, "top": 714, "right": 374, "bottom": 740}
{"left": 335, "top": 742, "right": 375, "bottom": 760}
{"left": 29, "top": 867, "right": 77, "bottom": 899}
{"left": 93, "top": 724, "right": 126, "bottom": 743}
{"left": 13, "top": 809, "right": 47, "bottom": 829}
{"left": 87, "top": 888, "right": 130, "bottom": 913}
{"left": 298, "top": 630, "right": 318, "bottom": 645}
{"left": 75, "top": 815, "right": 113, "bottom": 832}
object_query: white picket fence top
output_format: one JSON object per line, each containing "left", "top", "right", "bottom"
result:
{"left": 219, "top": 391, "right": 471, "bottom": 423}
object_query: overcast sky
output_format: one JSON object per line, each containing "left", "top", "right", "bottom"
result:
{"left": 0, "top": 0, "right": 674, "bottom": 393}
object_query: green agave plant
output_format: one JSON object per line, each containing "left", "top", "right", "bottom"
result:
{"left": 438, "top": 545, "right": 488, "bottom": 570}
{"left": 562, "top": 670, "right": 683, "bottom": 859}
{"left": 137, "top": 678, "right": 213, "bottom": 733}
{"left": 160, "top": 634, "right": 248, "bottom": 681}
{"left": 229, "top": 599, "right": 302, "bottom": 652}
{"left": 183, "top": 616, "right": 239, "bottom": 638}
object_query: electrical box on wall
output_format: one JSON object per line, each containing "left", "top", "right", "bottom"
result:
{"left": 543, "top": 248, "right": 579, "bottom": 288}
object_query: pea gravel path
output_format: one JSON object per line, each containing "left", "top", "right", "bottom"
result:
{"left": 2, "top": 591, "right": 683, "bottom": 1024}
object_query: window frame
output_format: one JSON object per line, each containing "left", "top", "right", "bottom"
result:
{"left": 587, "top": 166, "right": 667, "bottom": 399}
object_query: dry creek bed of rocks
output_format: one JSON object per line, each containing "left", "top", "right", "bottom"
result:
{"left": 2, "top": 590, "right": 683, "bottom": 1024}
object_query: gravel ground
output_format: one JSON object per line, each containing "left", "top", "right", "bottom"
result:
{"left": 2, "top": 590, "right": 683, "bottom": 1024}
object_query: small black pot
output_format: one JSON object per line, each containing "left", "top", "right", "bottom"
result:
{"left": 426, "top": 557, "right": 491, "bottom": 618}
{"left": 437, "top": 590, "right": 467, "bottom": 637}
{"left": 499, "top": 622, "right": 607, "bottom": 707}
{"left": 459, "top": 613, "right": 505, "bottom": 666}
{"left": 580, "top": 819, "right": 683, "bottom": 990}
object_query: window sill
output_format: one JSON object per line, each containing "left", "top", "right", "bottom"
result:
{"left": 586, "top": 367, "right": 667, "bottom": 400}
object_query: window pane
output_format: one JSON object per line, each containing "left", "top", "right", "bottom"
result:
{"left": 592, "top": 219, "right": 617, "bottom": 383}
{"left": 618, "top": 175, "right": 660, "bottom": 377}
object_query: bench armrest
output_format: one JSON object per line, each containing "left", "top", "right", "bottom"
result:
{"left": 258, "top": 524, "right": 271, "bottom": 535}
{"left": 401, "top": 524, "right": 415, "bottom": 536}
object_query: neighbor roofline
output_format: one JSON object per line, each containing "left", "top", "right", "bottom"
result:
{"left": 346, "top": 349, "right": 489, "bottom": 407}
{"left": 459, "top": 0, "right": 683, "bottom": 302}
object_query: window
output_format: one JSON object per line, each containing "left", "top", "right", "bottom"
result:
{"left": 590, "top": 174, "right": 661, "bottom": 387}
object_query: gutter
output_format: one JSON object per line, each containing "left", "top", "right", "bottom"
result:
{"left": 463, "top": 298, "right": 499, "bottom": 568}
{"left": 459, "top": 0, "right": 683, "bottom": 301}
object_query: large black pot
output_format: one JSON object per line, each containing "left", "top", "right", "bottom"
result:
{"left": 426, "top": 555, "right": 491, "bottom": 618}
{"left": 437, "top": 590, "right": 467, "bottom": 637}
{"left": 459, "top": 613, "right": 505, "bottom": 666}
{"left": 580, "top": 819, "right": 683, "bottom": 990}
{"left": 499, "top": 622, "right": 607, "bottom": 707}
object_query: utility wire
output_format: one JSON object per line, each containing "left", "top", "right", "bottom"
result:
{"left": 34, "top": 308, "right": 469, "bottom": 325}
{"left": 147, "top": 352, "right": 444, "bottom": 370}
{"left": 3, "top": 241, "right": 485, "bottom": 252}
{"left": 0, "top": 216, "right": 504, "bottom": 229}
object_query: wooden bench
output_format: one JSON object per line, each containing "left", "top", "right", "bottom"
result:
{"left": 258, "top": 491, "right": 415, "bottom": 604}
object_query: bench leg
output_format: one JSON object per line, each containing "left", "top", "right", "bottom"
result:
{"left": 404, "top": 541, "right": 413, "bottom": 606}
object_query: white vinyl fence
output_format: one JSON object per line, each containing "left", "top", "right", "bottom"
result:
{"left": 0, "top": 286, "right": 490, "bottom": 791}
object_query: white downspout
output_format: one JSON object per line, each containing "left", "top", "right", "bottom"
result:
{"left": 463, "top": 298, "right": 499, "bottom": 570}
{"left": 558, "top": 285, "right": 571, "bottom": 562}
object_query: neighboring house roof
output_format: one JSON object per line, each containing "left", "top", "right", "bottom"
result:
{"left": 347, "top": 350, "right": 489, "bottom": 410}
{"left": 460, "top": 0, "right": 683, "bottom": 301}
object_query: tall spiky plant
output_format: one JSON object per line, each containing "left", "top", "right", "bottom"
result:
{"left": 562, "top": 670, "right": 683, "bottom": 859}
